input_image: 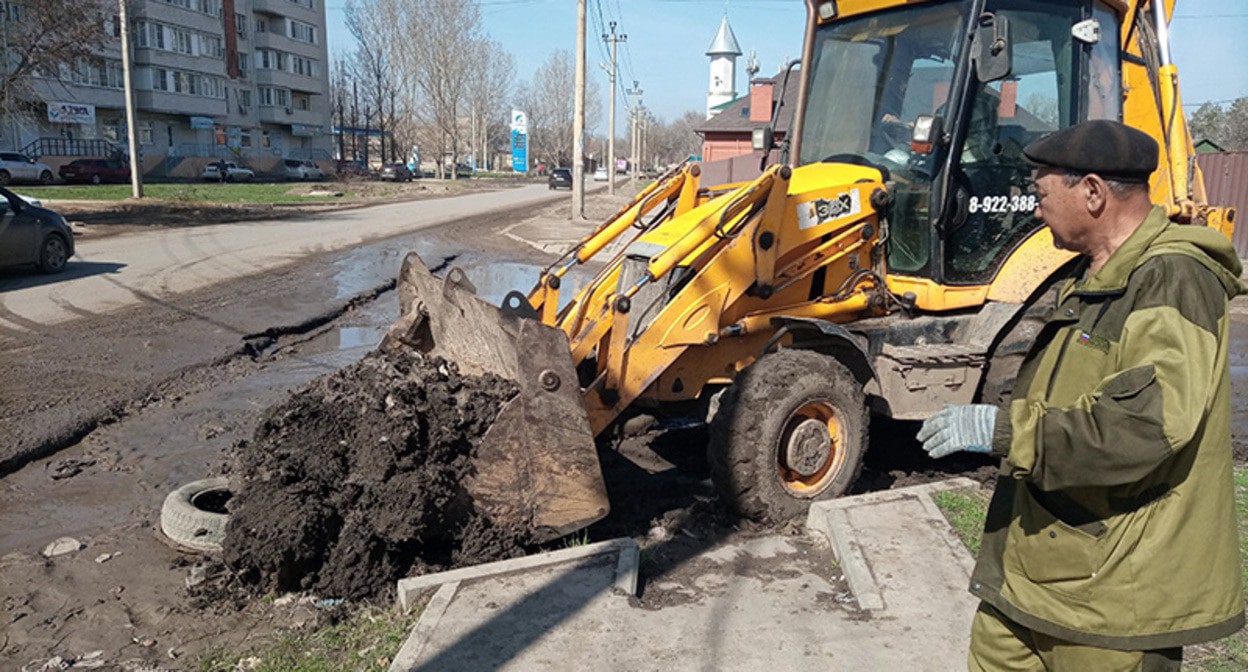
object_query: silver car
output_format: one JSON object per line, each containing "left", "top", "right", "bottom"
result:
{"left": 281, "top": 159, "right": 325, "bottom": 181}
{"left": 0, "top": 152, "right": 54, "bottom": 186}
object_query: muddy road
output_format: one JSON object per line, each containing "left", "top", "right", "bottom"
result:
{"left": 3, "top": 185, "right": 1248, "bottom": 669}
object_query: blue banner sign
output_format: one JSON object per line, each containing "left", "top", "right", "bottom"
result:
{"left": 511, "top": 129, "right": 528, "bottom": 173}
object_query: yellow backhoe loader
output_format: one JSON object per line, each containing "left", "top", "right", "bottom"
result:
{"left": 381, "top": 0, "right": 1236, "bottom": 540}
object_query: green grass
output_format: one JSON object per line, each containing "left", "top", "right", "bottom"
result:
{"left": 933, "top": 470, "right": 1248, "bottom": 670}
{"left": 15, "top": 183, "right": 348, "bottom": 203}
{"left": 933, "top": 487, "right": 992, "bottom": 557}
{"left": 195, "top": 603, "right": 420, "bottom": 672}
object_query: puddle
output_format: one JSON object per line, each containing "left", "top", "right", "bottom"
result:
{"left": 459, "top": 261, "right": 594, "bottom": 313}
{"left": 336, "top": 325, "right": 384, "bottom": 350}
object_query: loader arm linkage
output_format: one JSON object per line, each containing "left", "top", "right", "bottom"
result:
{"left": 522, "top": 161, "right": 891, "bottom": 435}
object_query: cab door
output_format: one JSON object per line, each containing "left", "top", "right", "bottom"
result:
{"left": 941, "top": 0, "right": 1122, "bottom": 285}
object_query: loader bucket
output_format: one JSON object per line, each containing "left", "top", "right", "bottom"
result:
{"left": 380, "top": 252, "right": 610, "bottom": 542}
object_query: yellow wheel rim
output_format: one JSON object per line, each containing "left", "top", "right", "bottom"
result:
{"left": 776, "top": 399, "right": 846, "bottom": 497}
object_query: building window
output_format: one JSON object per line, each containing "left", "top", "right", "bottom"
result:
{"left": 237, "top": 52, "right": 249, "bottom": 76}
{"left": 139, "top": 122, "right": 153, "bottom": 145}
{"left": 196, "top": 0, "right": 221, "bottom": 16}
{"left": 200, "top": 35, "right": 224, "bottom": 59}
{"left": 256, "top": 18, "right": 268, "bottom": 34}
{"left": 261, "top": 130, "right": 271, "bottom": 148}
{"left": 151, "top": 68, "right": 169, "bottom": 91}
{"left": 102, "top": 122, "right": 119, "bottom": 142}
{"left": 287, "top": 19, "right": 316, "bottom": 44}
{"left": 238, "top": 89, "right": 252, "bottom": 107}
{"left": 293, "top": 94, "right": 310, "bottom": 111}
{"left": 235, "top": 13, "right": 247, "bottom": 38}
{"left": 240, "top": 130, "right": 252, "bottom": 148}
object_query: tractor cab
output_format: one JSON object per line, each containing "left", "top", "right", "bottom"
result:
{"left": 794, "top": 0, "right": 1124, "bottom": 289}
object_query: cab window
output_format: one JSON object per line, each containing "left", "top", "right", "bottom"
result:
{"left": 943, "top": 0, "right": 1121, "bottom": 284}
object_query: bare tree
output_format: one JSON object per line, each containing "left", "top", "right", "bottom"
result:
{"left": 0, "top": 0, "right": 110, "bottom": 120}
{"left": 465, "top": 38, "right": 513, "bottom": 172}
{"left": 518, "top": 50, "right": 601, "bottom": 169}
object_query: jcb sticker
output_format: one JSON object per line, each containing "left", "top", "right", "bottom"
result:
{"left": 798, "top": 190, "right": 861, "bottom": 230}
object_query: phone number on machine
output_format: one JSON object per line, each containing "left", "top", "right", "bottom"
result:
{"left": 969, "top": 194, "right": 1038, "bottom": 214}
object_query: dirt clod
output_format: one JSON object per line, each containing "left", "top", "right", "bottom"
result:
{"left": 221, "top": 349, "right": 527, "bottom": 601}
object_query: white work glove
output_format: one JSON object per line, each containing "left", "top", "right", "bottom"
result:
{"left": 917, "top": 404, "right": 997, "bottom": 459}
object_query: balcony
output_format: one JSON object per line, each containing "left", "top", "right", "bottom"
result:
{"left": 258, "top": 105, "right": 325, "bottom": 127}
{"left": 254, "top": 68, "right": 324, "bottom": 95}
{"left": 136, "top": 90, "right": 227, "bottom": 117}
{"left": 251, "top": 0, "right": 318, "bottom": 21}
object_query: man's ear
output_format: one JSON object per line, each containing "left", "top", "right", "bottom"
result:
{"left": 1083, "top": 174, "right": 1108, "bottom": 215}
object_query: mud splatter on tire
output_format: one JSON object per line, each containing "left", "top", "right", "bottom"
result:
{"left": 222, "top": 349, "right": 528, "bottom": 600}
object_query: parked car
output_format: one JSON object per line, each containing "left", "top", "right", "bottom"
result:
{"left": 444, "top": 163, "right": 473, "bottom": 178}
{"left": 593, "top": 167, "right": 609, "bottom": 182}
{"left": 201, "top": 161, "right": 255, "bottom": 182}
{"left": 280, "top": 159, "right": 326, "bottom": 181}
{"left": 0, "top": 152, "right": 54, "bottom": 186}
{"left": 379, "top": 163, "right": 415, "bottom": 182}
{"left": 58, "top": 158, "right": 130, "bottom": 185}
{"left": 0, "top": 186, "right": 74, "bottom": 273}
{"left": 547, "top": 167, "right": 573, "bottom": 190}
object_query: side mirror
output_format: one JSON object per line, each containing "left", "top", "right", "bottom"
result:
{"left": 752, "top": 126, "right": 775, "bottom": 152}
{"left": 972, "top": 12, "right": 1012, "bottom": 82}
{"left": 911, "top": 115, "right": 944, "bottom": 154}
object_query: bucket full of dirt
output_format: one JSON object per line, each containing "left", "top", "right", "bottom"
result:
{"left": 223, "top": 350, "right": 532, "bottom": 600}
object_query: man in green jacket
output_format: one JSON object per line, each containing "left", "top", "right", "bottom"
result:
{"left": 919, "top": 120, "right": 1246, "bottom": 671}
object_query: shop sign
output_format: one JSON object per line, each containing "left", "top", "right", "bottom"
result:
{"left": 48, "top": 102, "right": 95, "bottom": 124}
{"left": 291, "top": 124, "right": 323, "bottom": 137}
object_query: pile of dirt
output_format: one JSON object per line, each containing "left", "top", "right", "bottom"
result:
{"left": 221, "top": 349, "right": 529, "bottom": 601}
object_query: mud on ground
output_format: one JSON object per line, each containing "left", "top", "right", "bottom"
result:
{"left": 222, "top": 349, "right": 529, "bottom": 601}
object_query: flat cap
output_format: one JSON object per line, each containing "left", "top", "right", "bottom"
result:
{"left": 1023, "top": 120, "right": 1159, "bottom": 183}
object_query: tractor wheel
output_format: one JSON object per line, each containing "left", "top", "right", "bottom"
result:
{"left": 708, "top": 349, "right": 868, "bottom": 523}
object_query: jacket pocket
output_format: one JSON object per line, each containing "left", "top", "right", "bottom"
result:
{"left": 1011, "top": 488, "right": 1108, "bottom": 585}
{"left": 1099, "top": 364, "right": 1156, "bottom": 400}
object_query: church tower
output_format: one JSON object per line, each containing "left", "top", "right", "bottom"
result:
{"left": 706, "top": 15, "right": 743, "bottom": 119}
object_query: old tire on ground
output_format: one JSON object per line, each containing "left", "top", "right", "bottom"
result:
{"left": 708, "top": 349, "right": 868, "bottom": 524}
{"left": 160, "top": 477, "right": 231, "bottom": 553}
{"left": 38, "top": 234, "right": 69, "bottom": 273}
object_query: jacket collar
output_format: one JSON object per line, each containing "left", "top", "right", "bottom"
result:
{"left": 1064, "top": 206, "right": 1169, "bottom": 298}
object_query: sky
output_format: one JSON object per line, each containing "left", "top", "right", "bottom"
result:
{"left": 323, "top": 0, "right": 1248, "bottom": 137}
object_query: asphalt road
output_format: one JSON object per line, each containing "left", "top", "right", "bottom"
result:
{"left": 0, "top": 184, "right": 566, "bottom": 331}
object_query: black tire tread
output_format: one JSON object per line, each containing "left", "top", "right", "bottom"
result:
{"left": 708, "top": 349, "right": 868, "bottom": 523}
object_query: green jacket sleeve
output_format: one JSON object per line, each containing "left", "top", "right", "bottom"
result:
{"left": 1005, "top": 259, "right": 1225, "bottom": 491}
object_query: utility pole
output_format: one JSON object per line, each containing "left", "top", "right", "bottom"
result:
{"left": 118, "top": 0, "right": 143, "bottom": 198}
{"left": 572, "top": 0, "right": 586, "bottom": 219}
{"left": 626, "top": 80, "right": 642, "bottom": 180}
{"left": 602, "top": 21, "right": 626, "bottom": 195}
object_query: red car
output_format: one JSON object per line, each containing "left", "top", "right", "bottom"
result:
{"left": 58, "top": 158, "right": 130, "bottom": 185}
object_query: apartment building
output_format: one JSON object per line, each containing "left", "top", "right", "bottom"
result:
{"left": 12, "top": 0, "right": 332, "bottom": 175}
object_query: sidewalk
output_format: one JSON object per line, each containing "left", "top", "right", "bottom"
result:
{"left": 388, "top": 480, "right": 981, "bottom": 672}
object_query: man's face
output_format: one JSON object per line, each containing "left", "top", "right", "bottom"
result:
{"left": 1032, "top": 168, "right": 1089, "bottom": 252}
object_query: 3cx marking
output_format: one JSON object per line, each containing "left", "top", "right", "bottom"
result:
{"left": 814, "top": 193, "right": 857, "bottom": 220}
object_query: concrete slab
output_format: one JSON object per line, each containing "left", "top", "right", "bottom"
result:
{"left": 806, "top": 479, "right": 980, "bottom": 616}
{"left": 389, "top": 479, "right": 984, "bottom": 671}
